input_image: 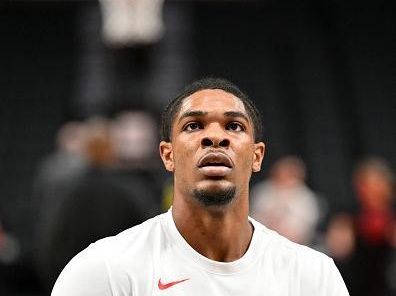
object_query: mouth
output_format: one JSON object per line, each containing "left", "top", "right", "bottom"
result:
{"left": 197, "top": 153, "right": 233, "bottom": 177}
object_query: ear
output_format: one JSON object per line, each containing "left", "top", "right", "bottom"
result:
{"left": 252, "top": 142, "right": 265, "bottom": 173}
{"left": 159, "top": 141, "right": 174, "bottom": 172}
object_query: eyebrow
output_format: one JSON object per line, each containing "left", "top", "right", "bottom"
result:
{"left": 178, "top": 110, "right": 208, "bottom": 123}
{"left": 178, "top": 110, "right": 250, "bottom": 123}
{"left": 224, "top": 111, "right": 250, "bottom": 123}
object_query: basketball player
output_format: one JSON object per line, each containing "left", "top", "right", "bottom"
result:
{"left": 52, "top": 78, "right": 349, "bottom": 295}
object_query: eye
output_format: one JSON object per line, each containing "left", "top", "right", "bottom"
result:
{"left": 226, "top": 122, "right": 244, "bottom": 132}
{"left": 184, "top": 122, "right": 202, "bottom": 131}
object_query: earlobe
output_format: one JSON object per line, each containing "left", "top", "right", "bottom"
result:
{"left": 252, "top": 142, "right": 265, "bottom": 172}
{"left": 159, "top": 141, "right": 174, "bottom": 172}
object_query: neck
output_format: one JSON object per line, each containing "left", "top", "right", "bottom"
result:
{"left": 172, "top": 191, "right": 253, "bottom": 262}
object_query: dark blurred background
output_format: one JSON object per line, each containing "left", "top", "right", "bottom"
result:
{"left": 0, "top": 0, "right": 395, "bottom": 295}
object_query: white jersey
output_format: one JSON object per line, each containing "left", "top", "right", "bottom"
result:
{"left": 52, "top": 210, "right": 349, "bottom": 296}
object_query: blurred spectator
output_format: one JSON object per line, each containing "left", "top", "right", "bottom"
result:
{"left": 33, "top": 121, "right": 89, "bottom": 191}
{"left": 353, "top": 158, "right": 395, "bottom": 247}
{"left": 32, "top": 121, "right": 90, "bottom": 291}
{"left": 84, "top": 117, "right": 114, "bottom": 168}
{"left": 325, "top": 213, "right": 355, "bottom": 261}
{"left": 324, "top": 157, "right": 396, "bottom": 296}
{"left": 323, "top": 213, "right": 356, "bottom": 293}
{"left": 32, "top": 120, "right": 89, "bottom": 239}
{"left": 109, "top": 110, "right": 158, "bottom": 169}
{"left": 250, "top": 156, "right": 321, "bottom": 245}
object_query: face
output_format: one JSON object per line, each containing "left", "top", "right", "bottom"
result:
{"left": 355, "top": 169, "right": 392, "bottom": 209}
{"left": 160, "top": 89, "right": 265, "bottom": 207}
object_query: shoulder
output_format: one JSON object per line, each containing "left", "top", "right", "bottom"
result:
{"left": 253, "top": 219, "right": 325, "bottom": 266}
{"left": 94, "top": 213, "right": 165, "bottom": 253}
{"left": 253, "top": 217, "right": 323, "bottom": 257}
{"left": 252, "top": 220, "right": 349, "bottom": 295}
{"left": 52, "top": 214, "right": 166, "bottom": 296}
{"left": 295, "top": 245, "right": 349, "bottom": 295}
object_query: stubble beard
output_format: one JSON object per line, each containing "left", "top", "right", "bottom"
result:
{"left": 192, "top": 186, "right": 236, "bottom": 207}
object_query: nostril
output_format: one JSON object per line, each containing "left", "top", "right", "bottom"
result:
{"left": 219, "top": 139, "right": 230, "bottom": 147}
{"left": 201, "top": 138, "right": 213, "bottom": 147}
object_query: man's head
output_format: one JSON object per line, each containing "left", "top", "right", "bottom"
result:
{"left": 161, "top": 77, "right": 263, "bottom": 143}
{"left": 159, "top": 77, "right": 265, "bottom": 209}
{"left": 353, "top": 157, "right": 394, "bottom": 210}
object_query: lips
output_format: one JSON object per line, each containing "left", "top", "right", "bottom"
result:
{"left": 197, "top": 152, "right": 233, "bottom": 177}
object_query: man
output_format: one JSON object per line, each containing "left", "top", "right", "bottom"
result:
{"left": 52, "top": 77, "right": 349, "bottom": 295}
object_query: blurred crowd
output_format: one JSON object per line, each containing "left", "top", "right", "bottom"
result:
{"left": 250, "top": 156, "right": 396, "bottom": 296}
{"left": 323, "top": 158, "right": 396, "bottom": 296}
{"left": 31, "top": 110, "right": 166, "bottom": 292}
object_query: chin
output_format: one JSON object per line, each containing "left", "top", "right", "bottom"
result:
{"left": 192, "top": 183, "right": 236, "bottom": 207}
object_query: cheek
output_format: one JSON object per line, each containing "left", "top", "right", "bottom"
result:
{"left": 173, "top": 141, "right": 197, "bottom": 170}
{"left": 233, "top": 144, "right": 255, "bottom": 170}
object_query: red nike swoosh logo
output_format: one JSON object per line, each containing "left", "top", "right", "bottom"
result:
{"left": 158, "top": 278, "right": 189, "bottom": 290}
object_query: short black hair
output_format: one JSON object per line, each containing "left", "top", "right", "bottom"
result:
{"left": 160, "top": 77, "right": 263, "bottom": 142}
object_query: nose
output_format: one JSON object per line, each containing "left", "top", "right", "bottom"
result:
{"left": 201, "top": 124, "right": 230, "bottom": 148}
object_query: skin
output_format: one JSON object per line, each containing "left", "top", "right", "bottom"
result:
{"left": 160, "top": 89, "right": 265, "bottom": 262}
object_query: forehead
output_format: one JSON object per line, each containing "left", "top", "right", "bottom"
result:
{"left": 177, "top": 89, "right": 247, "bottom": 117}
